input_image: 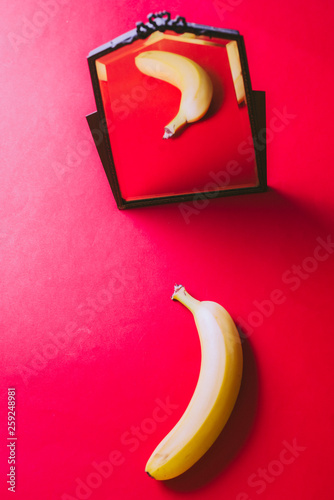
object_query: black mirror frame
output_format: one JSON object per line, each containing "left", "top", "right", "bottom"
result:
{"left": 87, "top": 11, "right": 267, "bottom": 209}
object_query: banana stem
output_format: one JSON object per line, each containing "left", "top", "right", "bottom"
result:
{"left": 163, "top": 112, "right": 187, "bottom": 139}
{"left": 172, "top": 285, "right": 200, "bottom": 314}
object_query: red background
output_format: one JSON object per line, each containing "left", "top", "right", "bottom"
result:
{"left": 1, "top": 1, "right": 334, "bottom": 499}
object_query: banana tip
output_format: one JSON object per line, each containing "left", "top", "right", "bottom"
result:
{"left": 163, "top": 127, "right": 174, "bottom": 139}
{"left": 171, "top": 284, "right": 184, "bottom": 300}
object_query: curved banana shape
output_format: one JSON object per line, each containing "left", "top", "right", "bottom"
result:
{"left": 145, "top": 285, "right": 243, "bottom": 480}
{"left": 134, "top": 51, "right": 213, "bottom": 138}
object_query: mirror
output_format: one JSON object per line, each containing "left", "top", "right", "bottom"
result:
{"left": 87, "top": 13, "right": 266, "bottom": 209}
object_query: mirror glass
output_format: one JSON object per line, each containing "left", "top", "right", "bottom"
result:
{"left": 94, "top": 31, "right": 261, "bottom": 202}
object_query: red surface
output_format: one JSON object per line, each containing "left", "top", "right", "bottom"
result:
{"left": 97, "top": 33, "right": 258, "bottom": 200}
{"left": 1, "top": 1, "right": 334, "bottom": 499}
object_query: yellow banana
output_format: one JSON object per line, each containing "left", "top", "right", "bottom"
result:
{"left": 134, "top": 51, "right": 213, "bottom": 138}
{"left": 146, "top": 285, "right": 243, "bottom": 480}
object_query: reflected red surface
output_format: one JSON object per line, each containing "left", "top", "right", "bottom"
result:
{"left": 97, "top": 33, "right": 259, "bottom": 200}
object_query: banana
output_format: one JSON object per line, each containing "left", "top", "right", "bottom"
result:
{"left": 134, "top": 51, "right": 213, "bottom": 138}
{"left": 146, "top": 285, "right": 243, "bottom": 480}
